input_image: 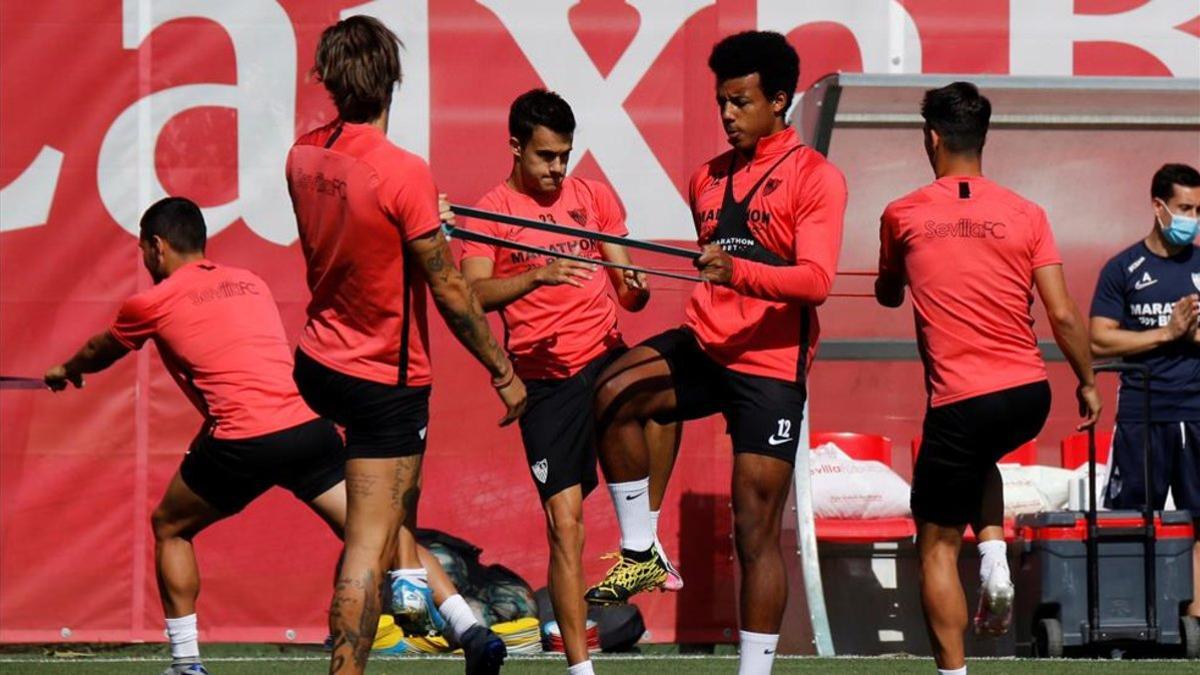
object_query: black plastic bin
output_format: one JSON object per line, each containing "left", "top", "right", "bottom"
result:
{"left": 1013, "top": 509, "right": 1197, "bottom": 657}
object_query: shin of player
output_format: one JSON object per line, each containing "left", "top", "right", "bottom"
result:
{"left": 588, "top": 32, "right": 846, "bottom": 675}
{"left": 457, "top": 89, "right": 658, "bottom": 673}
{"left": 289, "top": 17, "right": 523, "bottom": 675}
{"left": 875, "top": 82, "right": 1101, "bottom": 673}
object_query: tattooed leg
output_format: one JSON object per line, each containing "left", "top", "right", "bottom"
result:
{"left": 328, "top": 456, "right": 419, "bottom": 675}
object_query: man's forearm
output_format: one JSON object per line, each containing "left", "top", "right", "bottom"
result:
{"left": 470, "top": 268, "right": 541, "bottom": 312}
{"left": 416, "top": 235, "right": 511, "bottom": 378}
{"left": 728, "top": 258, "right": 832, "bottom": 304}
{"left": 435, "top": 285, "right": 511, "bottom": 379}
{"left": 64, "top": 332, "right": 127, "bottom": 376}
{"left": 1091, "top": 325, "right": 1176, "bottom": 358}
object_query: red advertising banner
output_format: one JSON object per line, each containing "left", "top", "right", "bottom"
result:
{"left": 2, "top": 0, "right": 1197, "bottom": 645}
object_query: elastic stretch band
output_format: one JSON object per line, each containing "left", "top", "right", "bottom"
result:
{"left": 445, "top": 225, "right": 703, "bottom": 283}
{"left": 451, "top": 204, "right": 700, "bottom": 261}
{"left": 0, "top": 376, "right": 46, "bottom": 390}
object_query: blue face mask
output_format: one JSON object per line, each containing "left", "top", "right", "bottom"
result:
{"left": 1156, "top": 200, "right": 1199, "bottom": 246}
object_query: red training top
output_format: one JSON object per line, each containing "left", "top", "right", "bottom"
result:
{"left": 109, "top": 260, "right": 317, "bottom": 440}
{"left": 686, "top": 126, "right": 847, "bottom": 382}
{"left": 458, "top": 177, "right": 626, "bottom": 380}
{"left": 878, "top": 176, "right": 1062, "bottom": 407}
{"left": 287, "top": 120, "right": 440, "bottom": 387}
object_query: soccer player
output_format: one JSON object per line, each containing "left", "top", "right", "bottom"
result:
{"left": 584, "top": 32, "right": 846, "bottom": 674}
{"left": 1089, "top": 163, "right": 1200, "bottom": 616}
{"left": 42, "top": 197, "right": 477, "bottom": 675}
{"left": 874, "top": 82, "right": 1101, "bottom": 675}
{"left": 286, "top": 16, "right": 523, "bottom": 675}
{"left": 455, "top": 89, "right": 678, "bottom": 674}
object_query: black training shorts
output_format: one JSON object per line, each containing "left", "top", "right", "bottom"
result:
{"left": 910, "top": 379, "right": 1051, "bottom": 527}
{"left": 641, "top": 328, "right": 807, "bottom": 463}
{"left": 293, "top": 348, "right": 430, "bottom": 460}
{"left": 180, "top": 417, "right": 346, "bottom": 514}
{"left": 518, "top": 348, "right": 625, "bottom": 503}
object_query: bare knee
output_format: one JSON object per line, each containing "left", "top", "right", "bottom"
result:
{"left": 151, "top": 506, "right": 185, "bottom": 543}
{"left": 545, "top": 494, "right": 585, "bottom": 554}
{"left": 918, "top": 525, "right": 963, "bottom": 577}
{"left": 734, "top": 506, "right": 780, "bottom": 565}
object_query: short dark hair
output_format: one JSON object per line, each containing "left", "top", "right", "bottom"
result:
{"left": 508, "top": 89, "right": 576, "bottom": 145}
{"left": 707, "top": 31, "right": 800, "bottom": 112}
{"left": 1151, "top": 163, "right": 1200, "bottom": 202}
{"left": 313, "top": 15, "right": 402, "bottom": 123}
{"left": 920, "top": 82, "right": 992, "bottom": 155}
{"left": 140, "top": 197, "right": 206, "bottom": 254}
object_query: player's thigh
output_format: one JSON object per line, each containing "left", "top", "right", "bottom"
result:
{"left": 975, "top": 380, "right": 1051, "bottom": 462}
{"left": 911, "top": 401, "right": 986, "bottom": 527}
{"left": 521, "top": 372, "right": 598, "bottom": 504}
{"left": 342, "top": 455, "right": 421, "bottom": 553}
{"left": 153, "top": 468, "right": 229, "bottom": 539}
{"left": 175, "top": 434, "right": 272, "bottom": 519}
{"left": 598, "top": 328, "right": 724, "bottom": 426}
{"left": 592, "top": 345, "right": 678, "bottom": 426}
{"left": 723, "top": 370, "right": 807, "bottom": 463}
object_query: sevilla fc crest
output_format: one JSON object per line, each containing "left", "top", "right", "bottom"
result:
{"left": 532, "top": 459, "right": 549, "bottom": 484}
{"left": 568, "top": 208, "right": 588, "bottom": 227}
{"left": 763, "top": 178, "right": 782, "bottom": 196}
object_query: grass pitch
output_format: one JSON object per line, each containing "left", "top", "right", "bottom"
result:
{"left": 0, "top": 646, "right": 1195, "bottom": 674}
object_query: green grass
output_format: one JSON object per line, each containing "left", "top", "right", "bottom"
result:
{"left": 0, "top": 650, "right": 1196, "bottom": 674}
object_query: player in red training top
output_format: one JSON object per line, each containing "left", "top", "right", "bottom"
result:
{"left": 42, "top": 197, "right": 458, "bottom": 675}
{"left": 456, "top": 89, "right": 679, "bottom": 674}
{"left": 583, "top": 32, "right": 846, "bottom": 674}
{"left": 286, "top": 17, "right": 520, "bottom": 675}
{"left": 874, "top": 82, "right": 1100, "bottom": 674}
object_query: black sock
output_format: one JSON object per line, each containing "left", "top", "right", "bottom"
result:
{"left": 622, "top": 547, "right": 653, "bottom": 562}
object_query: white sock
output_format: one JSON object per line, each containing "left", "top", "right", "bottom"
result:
{"left": 567, "top": 660, "right": 595, "bottom": 675}
{"left": 737, "top": 630, "right": 778, "bottom": 675}
{"left": 165, "top": 614, "right": 200, "bottom": 662}
{"left": 437, "top": 594, "right": 479, "bottom": 643}
{"left": 977, "top": 540, "right": 1008, "bottom": 584}
{"left": 389, "top": 567, "right": 427, "bottom": 582}
{"left": 938, "top": 667, "right": 967, "bottom": 675}
{"left": 650, "top": 508, "right": 666, "bottom": 557}
{"left": 609, "top": 478, "right": 654, "bottom": 552}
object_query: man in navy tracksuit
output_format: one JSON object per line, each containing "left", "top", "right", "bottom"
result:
{"left": 1090, "top": 162, "right": 1200, "bottom": 616}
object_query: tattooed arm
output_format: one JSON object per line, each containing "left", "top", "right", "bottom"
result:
{"left": 408, "top": 229, "right": 526, "bottom": 425}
